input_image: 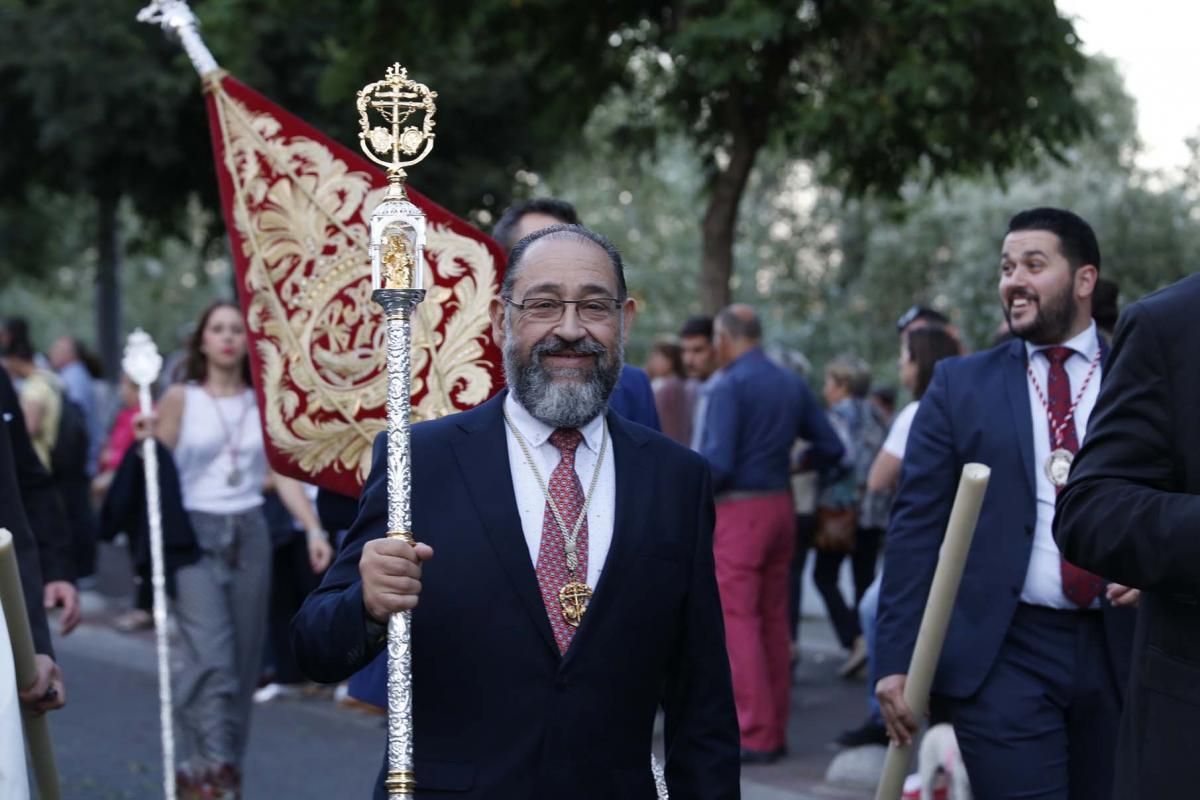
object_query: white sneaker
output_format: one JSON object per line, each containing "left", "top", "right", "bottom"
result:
{"left": 838, "top": 635, "right": 868, "bottom": 679}
{"left": 253, "top": 683, "right": 299, "bottom": 704}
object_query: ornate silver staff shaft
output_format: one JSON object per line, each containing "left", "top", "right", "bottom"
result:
{"left": 123, "top": 330, "right": 176, "bottom": 800}
{"left": 377, "top": 291, "right": 421, "bottom": 799}
{"left": 358, "top": 63, "right": 437, "bottom": 800}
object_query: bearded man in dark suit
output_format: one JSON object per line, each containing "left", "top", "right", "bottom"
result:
{"left": 1055, "top": 271, "right": 1200, "bottom": 800}
{"left": 293, "top": 224, "right": 740, "bottom": 799}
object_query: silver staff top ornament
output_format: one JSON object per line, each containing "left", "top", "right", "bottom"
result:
{"left": 358, "top": 64, "right": 436, "bottom": 294}
{"left": 136, "top": 0, "right": 219, "bottom": 77}
{"left": 122, "top": 329, "right": 164, "bottom": 388}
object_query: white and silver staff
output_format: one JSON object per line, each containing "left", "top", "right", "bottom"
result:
{"left": 875, "top": 463, "right": 991, "bottom": 800}
{"left": 356, "top": 63, "right": 437, "bottom": 800}
{"left": 122, "top": 330, "right": 177, "bottom": 800}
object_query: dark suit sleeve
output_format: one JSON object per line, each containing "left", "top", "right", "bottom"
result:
{"left": 661, "top": 460, "right": 740, "bottom": 798}
{"left": 0, "top": 372, "right": 74, "bottom": 584}
{"left": 1055, "top": 304, "right": 1200, "bottom": 592}
{"left": 874, "top": 361, "right": 960, "bottom": 680}
{"left": 291, "top": 433, "right": 389, "bottom": 683}
{"left": 629, "top": 366, "right": 662, "bottom": 432}
{"left": 0, "top": 424, "right": 54, "bottom": 657}
{"left": 699, "top": 377, "right": 739, "bottom": 493}
{"left": 610, "top": 366, "right": 662, "bottom": 431}
{"left": 796, "top": 377, "right": 845, "bottom": 472}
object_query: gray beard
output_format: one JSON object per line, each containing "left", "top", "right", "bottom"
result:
{"left": 503, "top": 321, "right": 623, "bottom": 429}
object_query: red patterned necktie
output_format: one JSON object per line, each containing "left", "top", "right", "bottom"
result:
{"left": 1043, "top": 346, "right": 1106, "bottom": 607}
{"left": 536, "top": 428, "right": 589, "bottom": 654}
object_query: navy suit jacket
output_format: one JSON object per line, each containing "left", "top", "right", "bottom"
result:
{"left": 608, "top": 365, "right": 661, "bottom": 432}
{"left": 292, "top": 392, "right": 740, "bottom": 799}
{"left": 0, "top": 402, "right": 52, "bottom": 657}
{"left": 875, "top": 338, "right": 1134, "bottom": 700}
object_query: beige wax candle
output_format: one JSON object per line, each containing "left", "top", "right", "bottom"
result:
{"left": 874, "top": 463, "right": 991, "bottom": 800}
{"left": 0, "top": 529, "right": 62, "bottom": 800}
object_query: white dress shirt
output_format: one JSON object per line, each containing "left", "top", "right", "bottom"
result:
{"left": 1020, "top": 321, "right": 1103, "bottom": 608}
{"left": 689, "top": 373, "right": 718, "bottom": 452}
{"left": 503, "top": 394, "right": 615, "bottom": 589}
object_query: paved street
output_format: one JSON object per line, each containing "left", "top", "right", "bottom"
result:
{"left": 41, "top": 543, "right": 878, "bottom": 799}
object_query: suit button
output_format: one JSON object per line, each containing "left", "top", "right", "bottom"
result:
{"left": 1011, "top": 586, "right": 1020, "bottom": 597}
{"left": 556, "top": 676, "right": 568, "bottom": 690}
{"left": 1025, "top": 524, "right": 1034, "bottom": 535}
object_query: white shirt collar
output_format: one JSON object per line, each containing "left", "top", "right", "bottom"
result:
{"left": 503, "top": 392, "right": 606, "bottom": 454}
{"left": 1023, "top": 320, "right": 1100, "bottom": 364}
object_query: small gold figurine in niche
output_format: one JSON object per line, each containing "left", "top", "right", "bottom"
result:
{"left": 382, "top": 234, "right": 416, "bottom": 289}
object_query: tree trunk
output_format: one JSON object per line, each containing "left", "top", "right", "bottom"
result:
{"left": 700, "top": 126, "right": 765, "bottom": 314}
{"left": 96, "top": 190, "right": 121, "bottom": 382}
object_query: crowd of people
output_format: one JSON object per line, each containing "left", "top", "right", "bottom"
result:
{"left": 0, "top": 305, "right": 333, "bottom": 798}
{"left": 0, "top": 198, "right": 1191, "bottom": 800}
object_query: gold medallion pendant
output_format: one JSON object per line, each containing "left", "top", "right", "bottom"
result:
{"left": 558, "top": 581, "right": 593, "bottom": 628}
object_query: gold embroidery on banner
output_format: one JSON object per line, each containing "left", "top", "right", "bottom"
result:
{"left": 212, "top": 84, "right": 496, "bottom": 483}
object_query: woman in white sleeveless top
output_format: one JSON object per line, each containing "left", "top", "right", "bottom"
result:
{"left": 142, "top": 301, "right": 331, "bottom": 799}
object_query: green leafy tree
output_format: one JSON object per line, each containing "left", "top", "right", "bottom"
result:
{"left": 0, "top": 0, "right": 1134, "bottom": 374}
{"left": 0, "top": 0, "right": 216, "bottom": 376}
{"left": 197, "top": 0, "right": 1099, "bottom": 315}
{"left": 776, "top": 56, "right": 1200, "bottom": 384}
{"left": 542, "top": 55, "right": 1200, "bottom": 394}
{"left": 624, "top": 0, "right": 1094, "bottom": 311}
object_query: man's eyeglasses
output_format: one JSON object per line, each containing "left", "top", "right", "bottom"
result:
{"left": 503, "top": 296, "right": 622, "bottom": 324}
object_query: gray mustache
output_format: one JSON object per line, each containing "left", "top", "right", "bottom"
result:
{"left": 532, "top": 337, "right": 606, "bottom": 359}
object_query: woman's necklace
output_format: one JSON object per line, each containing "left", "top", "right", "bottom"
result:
{"left": 203, "top": 384, "right": 253, "bottom": 487}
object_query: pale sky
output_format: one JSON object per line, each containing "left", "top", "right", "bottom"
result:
{"left": 1058, "top": 0, "right": 1199, "bottom": 171}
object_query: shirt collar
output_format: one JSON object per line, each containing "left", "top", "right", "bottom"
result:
{"left": 727, "top": 346, "right": 765, "bottom": 371}
{"left": 1024, "top": 320, "right": 1099, "bottom": 364}
{"left": 504, "top": 392, "right": 605, "bottom": 454}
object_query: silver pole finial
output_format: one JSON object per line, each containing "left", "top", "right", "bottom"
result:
{"left": 137, "top": 0, "right": 219, "bottom": 78}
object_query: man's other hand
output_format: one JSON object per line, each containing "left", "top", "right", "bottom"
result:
{"left": 876, "top": 673, "right": 919, "bottom": 746}
{"left": 1107, "top": 583, "right": 1140, "bottom": 608}
{"left": 19, "top": 654, "right": 65, "bottom": 715}
{"left": 44, "top": 580, "right": 80, "bottom": 634}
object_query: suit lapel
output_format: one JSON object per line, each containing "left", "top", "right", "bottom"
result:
{"left": 450, "top": 392, "right": 559, "bottom": 658}
{"left": 1004, "top": 339, "right": 1038, "bottom": 499}
{"left": 560, "top": 409, "right": 653, "bottom": 669}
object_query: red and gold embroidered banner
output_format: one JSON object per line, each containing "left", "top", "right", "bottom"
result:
{"left": 203, "top": 73, "right": 505, "bottom": 497}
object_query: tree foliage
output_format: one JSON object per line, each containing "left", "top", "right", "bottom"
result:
{"left": 186, "top": 0, "right": 1100, "bottom": 313}
{"left": 542, "top": 56, "right": 1200, "bottom": 392}
{"left": 0, "top": 0, "right": 215, "bottom": 234}
{"left": 0, "top": 0, "right": 1176, "bottom": 390}
{"left": 617, "top": 0, "right": 1096, "bottom": 310}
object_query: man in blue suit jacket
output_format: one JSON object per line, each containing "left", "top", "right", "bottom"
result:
{"left": 874, "top": 208, "right": 1135, "bottom": 799}
{"left": 292, "top": 224, "right": 739, "bottom": 799}
{"left": 609, "top": 364, "right": 662, "bottom": 431}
